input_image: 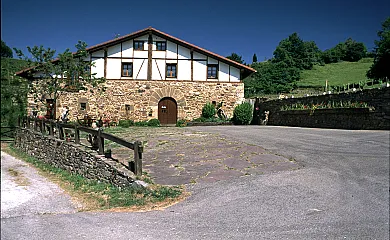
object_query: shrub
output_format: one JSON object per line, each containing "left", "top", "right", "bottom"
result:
{"left": 233, "top": 102, "right": 253, "bottom": 125}
{"left": 176, "top": 119, "right": 187, "bottom": 127}
{"left": 193, "top": 116, "right": 206, "bottom": 122}
{"left": 134, "top": 121, "right": 148, "bottom": 127}
{"left": 118, "top": 119, "right": 134, "bottom": 128}
{"left": 202, "top": 102, "right": 216, "bottom": 118}
{"left": 147, "top": 119, "right": 160, "bottom": 127}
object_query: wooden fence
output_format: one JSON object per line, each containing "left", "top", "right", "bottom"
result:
{"left": 0, "top": 126, "right": 17, "bottom": 142}
{"left": 19, "top": 117, "right": 143, "bottom": 176}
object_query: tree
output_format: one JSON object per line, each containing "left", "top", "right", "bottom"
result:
{"left": 367, "top": 17, "right": 390, "bottom": 81}
{"left": 344, "top": 38, "right": 367, "bottom": 62}
{"left": 252, "top": 53, "right": 258, "bottom": 63}
{"left": 14, "top": 41, "right": 106, "bottom": 119}
{"left": 322, "top": 38, "right": 367, "bottom": 63}
{"left": 244, "top": 61, "right": 299, "bottom": 96}
{"left": 226, "top": 53, "right": 245, "bottom": 64}
{"left": 272, "top": 33, "right": 322, "bottom": 70}
{"left": 1, "top": 58, "right": 29, "bottom": 127}
{"left": 1, "top": 40, "right": 13, "bottom": 58}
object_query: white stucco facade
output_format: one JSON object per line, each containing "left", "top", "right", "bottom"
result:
{"left": 89, "top": 33, "right": 246, "bottom": 82}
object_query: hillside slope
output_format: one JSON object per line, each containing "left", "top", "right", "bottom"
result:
{"left": 297, "top": 58, "right": 373, "bottom": 88}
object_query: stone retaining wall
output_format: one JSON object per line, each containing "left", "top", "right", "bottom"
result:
{"left": 256, "top": 87, "right": 390, "bottom": 130}
{"left": 14, "top": 128, "right": 138, "bottom": 188}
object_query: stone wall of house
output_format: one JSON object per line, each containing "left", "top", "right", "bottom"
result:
{"left": 28, "top": 80, "right": 244, "bottom": 122}
{"left": 14, "top": 128, "right": 138, "bottom": 188}
{"left": 255, "top": 87, "right": 390, "bottom": 130}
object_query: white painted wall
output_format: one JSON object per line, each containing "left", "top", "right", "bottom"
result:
{"left": 107, "top": 44, "right": 121, "bottom": 58}
{"left": 207, "top": 57, "right": 218, "bottom": 64}
{"left": 152, "top": 51, "right": 165, "bottom": 58}
{"left": 152, "top": 35, "right": 165, "bottom": 41}
{"left": 133, "top": 59, "right": 147, "bottom": 79}
{"left": 91, "top": 50, "right": 104, "bottom": 58}
{"left": 219, "top": 62, "right": 229, "bottom": 82}
{"left": 230, "top": 67, "right": 240, "bottom": 82}
{"left": 178, "top": 61, "right": 191, "bottom": 80}
{"left": 106, "top": 59, "right": 121, "bottom": 79}
{"left": 166, "top": 41, "right": 177, "bottom": 59}
{"left": 86, "top": 34, "right": 246, "bottom": 82}
{"left": 91, "top": 58, "right": 104, "bottom": 78}
{"left": 156, "top": 60, "right": 165, "bottom": 79}
{"left": 122, "top": 40, "right": 133, "bottom": 58}
{"left": 178, "top": 46, "right": 190, "bottom": 59}
{"left": 193, "top": 51, "right": 206, "bottom": 60}
{"left": 193, "top": 60, "right": 207, "bottom": 81}
{"left": 134, "top": 50, "right": 148, "bottom": 58}
{"left": 152, "top": 60, "right": 165, "bottom": 80}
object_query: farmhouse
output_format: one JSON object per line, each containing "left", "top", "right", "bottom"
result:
{"left": 17, "top": 27, "right": 256, "bottom": 125}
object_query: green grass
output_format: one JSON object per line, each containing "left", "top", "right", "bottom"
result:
{"left": 3, "top": 143, "right": 184, "bottom": 211}
{"left": 297, "top": 58, "right": 373, "bottom": 88}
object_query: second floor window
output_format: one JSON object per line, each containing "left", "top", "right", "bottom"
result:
{"left": 166, "top": 63, "right": 177, "bottom": 78}
{"left": 122, "top": 63, "right": 133, "bottom": 77}
{"left": 134, "top": 41, "right": 144, "bottom": 50}
{"left": 207, "top": 64, "right": 218, "bottom": 79}
{"left": 156, "top": 41, "right": 166, "bottom": 51}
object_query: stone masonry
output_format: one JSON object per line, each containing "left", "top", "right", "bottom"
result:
{"left": 14, "top": 128, "right": 138, "bottom": 188}
{"left": 28, "top": 80, "right": 244, "bottom": 122}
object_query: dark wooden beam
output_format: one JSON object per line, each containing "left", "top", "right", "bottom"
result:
{"left": 104, "top": 49, "right": 107, "bottom": 78}
{"left": 191, "top": 49, "right": 194, "bottom": 81}
{"left": 147, "top": 33, "right": 153, "bottom": 80}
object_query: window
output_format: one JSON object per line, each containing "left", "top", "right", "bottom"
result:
{"left": 207, "top": 64, "right": 218, "bottom": 79}
{"left": 125, "top": 104, "right": 134, "bottom": 112}
{"left": 166, "top": 63, "right": 177, "bottom": 78}
{"left": 156, "top": 41, "right": 166, "bottom": 51}
{"left": 122, "top": 63, "right": 133, "bottom": 77}
{"left": 80, "top": 102, "right": 87, "bottom": 111}
{"left": 134, "top": 41, "right": 144, "bottom": 50}
{"left": 125, "top": 104, "right": 134, "bottom": 116}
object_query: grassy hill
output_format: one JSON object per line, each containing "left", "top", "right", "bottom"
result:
{"left": 297, "top": 58, "right": 373, "bottom": 89}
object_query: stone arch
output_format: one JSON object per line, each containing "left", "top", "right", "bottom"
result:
{"left": 149, "top": 86, "right": 186, "bottom": 107}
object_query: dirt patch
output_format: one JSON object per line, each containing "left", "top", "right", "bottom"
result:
{"left": 103, "top": 127, "right": 301, "bottom": 185}
{"left": 7, "top": 168, "right": 30, "bottom": 186}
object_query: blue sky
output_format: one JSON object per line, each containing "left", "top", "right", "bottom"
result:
{"left": 1, "top": 0, "right": 389, "bottom": 63}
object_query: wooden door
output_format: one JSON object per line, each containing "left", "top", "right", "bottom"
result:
{"left": 158, "top": 98, "right": 177, "bottom": 125}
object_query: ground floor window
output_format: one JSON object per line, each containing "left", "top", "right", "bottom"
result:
{"left": 122, "top": 63, "right": 133, "bottom": 77}
{"left": 166, "top": 63, "right": 177, "bottom": 78}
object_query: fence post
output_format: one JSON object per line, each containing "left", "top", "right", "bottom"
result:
{"left": 49, "top": 121, "right": 54, "bottom": 136}
{"left": 40, "top": 120, "right": 44, "bottom": 134}
{"left": 97, "top": 128, "right": 104, "bottom": 155}
{"left": 58, "top": 122, "right": 64, "bottom": 140}
{"left": 33, "top": 118, "right": 38, "bottom": 131}
{"left": 133, "top": 140, "right": 143, "bottom": 176}
{"left": 74, "top": 125, "right": 80, "bottom": 144}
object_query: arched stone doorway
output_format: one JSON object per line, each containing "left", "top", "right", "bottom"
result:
{"left": 158, "top": 97, "right": 177, "bottom": 125}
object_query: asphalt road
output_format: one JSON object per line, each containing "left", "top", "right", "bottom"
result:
{"left": 1, "top": 126, "right": 389, "bottom": 240}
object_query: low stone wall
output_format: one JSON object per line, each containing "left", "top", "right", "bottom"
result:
{"left": 256, "top": 88, "right": 390, "bottom": 130}
{"left": 272, "top": 108, "right": 388, "bottom": 130}
{"left": 14, "top": 128, "right": 138, "bottom": 188}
